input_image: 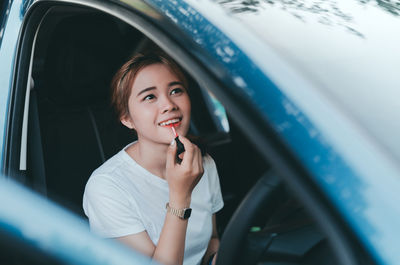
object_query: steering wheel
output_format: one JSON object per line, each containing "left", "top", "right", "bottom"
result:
{"left": 216, "top": 171, "right": 283, "bottom": 265}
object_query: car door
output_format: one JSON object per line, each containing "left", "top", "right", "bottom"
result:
{"left": 2, "top": 0, "right": 377, "bottom": 264}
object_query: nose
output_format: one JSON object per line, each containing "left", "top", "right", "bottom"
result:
{"left": 160, "top": 95, "right": 178, "bottom": 114}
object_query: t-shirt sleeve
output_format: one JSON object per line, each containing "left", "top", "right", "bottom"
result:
{"left": 204, "top": 155, "right": 224, "bottom": 213}
{"left": 83, "top": 174, "right": 145, "bottom": 238}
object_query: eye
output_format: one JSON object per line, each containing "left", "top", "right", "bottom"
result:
{"left": 143, "top": 94, "right": 155, "bottom": 101}
{"left": 170, "top": 87, "right": 184, "bottom": 95}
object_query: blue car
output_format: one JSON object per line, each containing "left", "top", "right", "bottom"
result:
{"left": 1, "top": 0, "right": 399, "bottom": 264}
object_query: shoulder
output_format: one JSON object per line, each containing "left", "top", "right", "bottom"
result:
{"left": 84, "top": 173, "right": 121, "bottom": 204}
{"left": 83, "top": 169, "right": 133, "bottom": 213}
{"left": 203, "top": 153, "right": 217, "bottom": 171}
{"left": 201, "top": 154, "right": 220, "bottom": 184}
{"left": 92, "top": 149, "right": 127, "bottom": 176}
{"left": 84, "top": 151, "right": 129, "bottom": 198}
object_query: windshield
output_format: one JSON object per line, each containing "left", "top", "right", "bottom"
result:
{"left": 214, "top": 0, "right": 400, "bottom": 161}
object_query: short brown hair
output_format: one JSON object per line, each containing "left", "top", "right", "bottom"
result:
{"left": 111, "top": 52, "right": 188, "bottom": 121}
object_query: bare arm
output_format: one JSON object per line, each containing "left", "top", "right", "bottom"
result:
{"left": 116, "top": 212, "right": 190, "bottom": 264}
{"left": 202, "top": 214, "right": 219, "bottom": 265}
{"left": 116, "top": 136, "right": 203, "bottom": 265}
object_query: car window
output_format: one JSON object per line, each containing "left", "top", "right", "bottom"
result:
{"left": 6, "top": 1, "right": 351, "bottom": 264}
{"left": 16, "top": 5, "right": 230, "bottom": 217}
{"left": 202, "top": 89, "right": 230, "bottom": 133}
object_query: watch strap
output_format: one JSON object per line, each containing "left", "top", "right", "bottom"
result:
{"left": 166, "top": 203, "right": 192, "bottom": 219}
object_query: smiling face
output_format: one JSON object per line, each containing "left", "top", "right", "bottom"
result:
{"left": 121, "top": 63, "right": 191, "bottom": 145}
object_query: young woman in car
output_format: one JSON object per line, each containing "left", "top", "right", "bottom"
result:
{"left": 83, "top": 52, "right": 223, "bottom": 265}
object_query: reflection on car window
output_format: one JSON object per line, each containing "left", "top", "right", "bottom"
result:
{"left": 202, "top": 89, "right": 230, "bottom": 133}
{"left": 216, "top": 0, "right": 400, "bottom": 161}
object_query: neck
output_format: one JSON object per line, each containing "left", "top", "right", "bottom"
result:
{"left": 127, "top": 138, "right": 170, "bottom": 179}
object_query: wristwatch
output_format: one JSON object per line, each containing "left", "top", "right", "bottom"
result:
{"left": 166, "top": 203, "right": 192, "bottom": 220}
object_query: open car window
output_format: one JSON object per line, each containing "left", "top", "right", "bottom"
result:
{"left": 5, "top": 1, "right": 354, "bottom": 265}
{"left": 18, "top": 4, "right": 230, "bottom": 216}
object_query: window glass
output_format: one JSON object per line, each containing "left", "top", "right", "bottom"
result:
{"left": 202, "top": 88, "right": 230, "bottom": 133}
{"left": 216, "top": 0, "right": 400, "bottom": 161}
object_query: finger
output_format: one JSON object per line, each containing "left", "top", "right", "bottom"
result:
{"left": 196, "top": 147, "right": 204, "bottom": 178}
{"left": 192, "top": 145, "right": 201, "bottom": 168}
{"left": 177, "top": 135, "right": 191, "bottom": 148}
{"left": 194, "top": 145, "right": 201, "bottom": 165}
{"left": 197, "top": 147, "right": 203, "bottom": 174}
{"left": 179, "top": 136, "right": 194, "bottom": 165}
{"left": 166, "top": 139, "right": 177, "bottom": 169}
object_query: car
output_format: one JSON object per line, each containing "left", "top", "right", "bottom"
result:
{"left": 0, "top": 176, "right": 153, "bottom": 264}
{"left": 1, "top": 0, "right": 400, "bottom": 264}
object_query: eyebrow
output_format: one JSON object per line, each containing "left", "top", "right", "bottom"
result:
{"left": 168, "top": 81, "right": 184, "bottom": 87}
{"left": 136, "top": 81, "right": 184, "bottom": 97}
{"left": 136, "top": 86, "right": 156, "bottom": 97}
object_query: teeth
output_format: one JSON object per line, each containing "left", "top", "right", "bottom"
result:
{"left": 160, "top": 118, "right": 180, "bottom": 126}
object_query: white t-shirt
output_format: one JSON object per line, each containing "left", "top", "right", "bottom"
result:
{"left": 83, "top": 143, "right": 224, "bottom": 265}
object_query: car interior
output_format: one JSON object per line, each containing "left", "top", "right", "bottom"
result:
{"left": 3, "top": 4, "right": 343, "bottom": 265}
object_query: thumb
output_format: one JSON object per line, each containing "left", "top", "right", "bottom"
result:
{"left": 166, "top": 139, "right": 177, "bottom": 169}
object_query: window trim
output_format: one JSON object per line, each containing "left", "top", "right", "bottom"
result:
{"left": 20, "top": 25, "right": 42, "bottom": 171}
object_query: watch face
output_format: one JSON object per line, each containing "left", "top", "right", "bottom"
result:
{"left": 183, "top": 208, "right": 192, "bottom": 219}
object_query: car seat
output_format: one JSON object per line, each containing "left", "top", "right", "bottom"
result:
{"left": 34, "top": 13, "right": 136, "bottom": 216}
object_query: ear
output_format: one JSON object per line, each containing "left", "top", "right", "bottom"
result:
{"left": 121, "top": 115, "right": 136, "bottom": 130}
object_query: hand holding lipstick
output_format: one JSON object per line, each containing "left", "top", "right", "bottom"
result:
{"left": 165, "top": 135, "right": 204, "bottom": 208}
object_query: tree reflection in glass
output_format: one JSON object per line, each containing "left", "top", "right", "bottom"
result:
{"left": 214, "top": 0, "right": 400, "bottom": 38}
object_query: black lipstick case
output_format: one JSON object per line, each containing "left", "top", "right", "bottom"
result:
{"left": 175, "top": 136, "right": 185, "bottom": 164}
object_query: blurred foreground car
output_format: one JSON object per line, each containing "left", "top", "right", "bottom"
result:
{"left": 1, "top": 0, "right": 400, "bottom": 265}
{"left": 0, "top": 176, "right": 153, "bottom": 264}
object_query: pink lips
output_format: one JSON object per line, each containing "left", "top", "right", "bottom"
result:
{"left": 164, "top": 121, "right": 181, "bottom": 128}
{"left": 159, "top": 119, "right": 181, "bottom": 137}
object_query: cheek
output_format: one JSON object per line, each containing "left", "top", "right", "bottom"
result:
{"left": 131, "top": 105, "right": 156, "bottom": 126}
{"left": 182, "top": 95, "right": 191, "bottom": 113}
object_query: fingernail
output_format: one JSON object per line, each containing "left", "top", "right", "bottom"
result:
{"left": 170, "top": 139, "right": 175, "bottom": 146}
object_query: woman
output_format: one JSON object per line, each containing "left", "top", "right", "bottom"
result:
{"left": 83, "top": 52, "right": 223, "bottom": 265}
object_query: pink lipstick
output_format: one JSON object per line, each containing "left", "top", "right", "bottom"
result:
{"left": 171, "top": 126, "right": 178, "bottom": 137}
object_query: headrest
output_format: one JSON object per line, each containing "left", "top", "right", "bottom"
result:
{"left": 42, "top": 13, "right": 126, "bottom": 107}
